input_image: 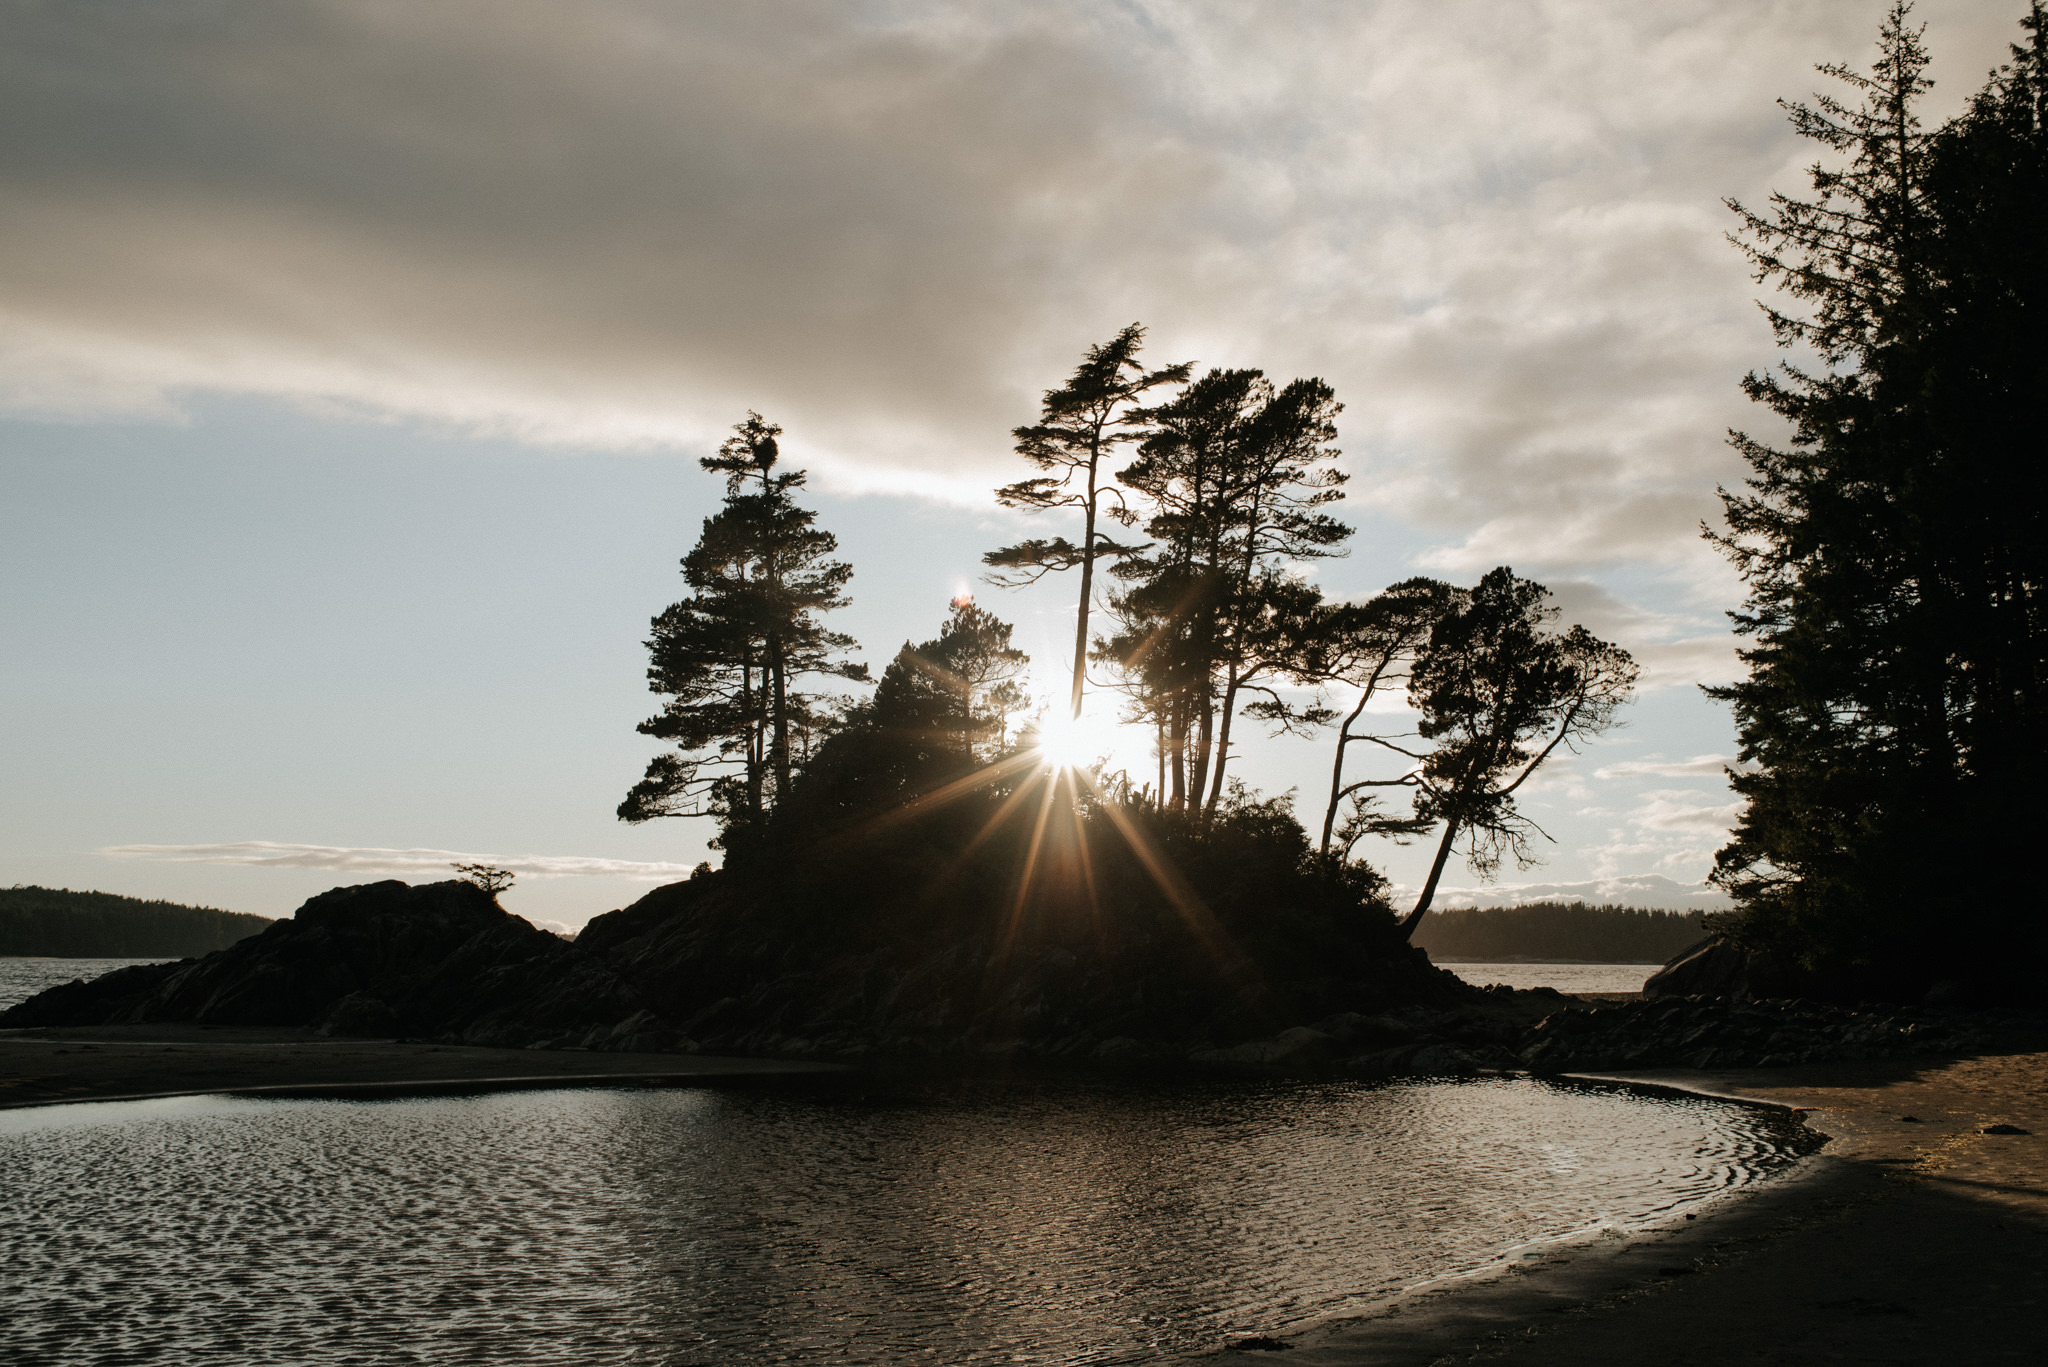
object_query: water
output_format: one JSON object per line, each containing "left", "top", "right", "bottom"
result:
{"left": 0, "top": 957, "right": 173, "bottom": 1013}
{"left": 1440, "top": 962, "right": 1663, "bottom": 994}
{"left": 0, "top": 1075, "right": 1811, "bottom": 1365}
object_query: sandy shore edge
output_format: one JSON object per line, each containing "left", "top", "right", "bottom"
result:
{"left": 1178, "top": 1046, "right": 2048, "bottom": 1364}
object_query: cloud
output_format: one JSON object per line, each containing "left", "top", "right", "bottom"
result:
{"left": 101, "top": 841, "right": 698, "bottom": 882}
{"left": 1579, "top": 786, "right": 1746, "bottom": 880}
{"left": 1594, "top": 753, "right": 1744, "bottom": 780}
{"left": 0, "top": 0, "right": 2021, "bottom": 524}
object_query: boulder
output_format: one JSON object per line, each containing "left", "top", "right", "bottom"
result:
{"left": 0, "top": 880, "right": 571, "bottom": 1035}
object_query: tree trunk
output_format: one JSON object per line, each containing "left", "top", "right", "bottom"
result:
{"left": 1204, "top": 666, "right": 1242, "bottom": 817}
{"left": 1399, "top": 818, "right": 1461, "bottom": 941}
{"left": 1319, "top": 690, "right": 1373, "bottom": 856}
{"left": 1169, "top": 700, "right": 1186, "bottom": 809}
{"left": 1070, "top": 444, "right": 1102, "bottom": 722}
{"left": 769, "top": 633, "right": 790, "bottom": 801}
{"left": 1156, "top": 715, "right": 1167, "bottom": 801}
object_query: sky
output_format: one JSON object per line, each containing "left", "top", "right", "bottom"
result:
{"left": 0, "top": 0, "right": 2027, "bottom": 932}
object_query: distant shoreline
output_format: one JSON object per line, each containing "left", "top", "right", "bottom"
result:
{"left": 1426, "top": 956, "right": 1665, "bottom": 965}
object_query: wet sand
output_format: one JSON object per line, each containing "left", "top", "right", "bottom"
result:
{"left": 0, "top": 1023, "right": 840, "bottom": 1109}
{"left": 1193, "top": 1043, "right": 2048, "bottom": 1365}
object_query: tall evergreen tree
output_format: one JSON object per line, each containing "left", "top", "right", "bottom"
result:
{"left": 1709, "top": 3, "right": 2048, "bottom": 992}
{"left": 984, "top": 325, "right": 1190, "bottom": 719}
{"left": 1103, "top": 368, "right": 1351, "bottom": 814}
{"left": 619, "top": 413, "right": 867, "bottom": 847}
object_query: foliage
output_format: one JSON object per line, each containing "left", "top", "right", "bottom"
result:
{"left": 1281, "top": 576, "right": 1462, "bottom": 857}
{"left": 1344, "top": 569, "right": 1636, "bottom": 936}
{"left": 620, "top": 413, "right": 869, "bottom": 846}
{"left": 985, "top": 325, "right": 1190, "bottom": 718}
{"left": 1709, "top": 2, "right": 2048, "bottom": 995}
{"left": 0, "top": 885, "right": 271, "bottom": 958}
{"left": 1099, "top": 367, "right": 1351, "bottom": 812}
{"left": 451, "top": 862, "right": 515, "bottom": 897}
{"left": 1407, "top": 902, "right": 1709, "bottom": 964}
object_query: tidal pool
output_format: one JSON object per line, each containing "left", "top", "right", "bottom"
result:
{"left": 0, "top": 1074, "right": 1812, "bottom": 1365}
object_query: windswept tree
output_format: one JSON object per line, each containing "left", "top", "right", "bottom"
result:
{"left": 1103, "top": 368, "right": 1352, "bottom": 814}
{"left": 985, "top": 325, "right": 1190, "bottom": 719}
{"left": 1708, "top": 1, "right": 2048, "bottom": 989}
{"left": 1280, "top": 577, "right": 1462, "bottom": 859}
{"left": 619, "top": 413, "right": 868, "bottom": 847}
{"left": 1362, "top": 569, "right": 1637, "bottom": 938}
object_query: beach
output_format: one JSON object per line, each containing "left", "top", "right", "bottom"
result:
{"left": 5, "top": 1019, "right": 2043, "bottom": 1364}
{"left": 1194, "top": 1043, "right": 2048, "bottom": 1365}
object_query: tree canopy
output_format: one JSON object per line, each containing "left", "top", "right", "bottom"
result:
{"left": 619, "top": 413, "right": 868, "bottom": 849}
{"left": 1709, "top": 2, "right": 2048, "bottom": 995}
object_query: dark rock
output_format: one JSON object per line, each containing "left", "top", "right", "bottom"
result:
{"left": 1230, "top": 1336, "right": 1291, "bottom": 1352}
{"left": 1644, "top": 941, "right": 1748, "bottom": 998}
{"left": 1980, "top": 1124, "right": 2030, "bottom": 1135}
{"left": 1190, "top": 1026, "right": 1338, "bottom": 1071}
{"left": 319, "top": 992, "right": 401, "bottom": 1037}
{"left": 0, "top": 880, "right": 571, "bottom": 1037}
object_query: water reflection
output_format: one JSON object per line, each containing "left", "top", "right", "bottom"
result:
{"left": 0, "top": 1075, "right": 1810, "bottom": 1365}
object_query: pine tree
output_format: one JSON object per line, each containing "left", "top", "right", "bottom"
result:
{"left": 1104, "top": 368, "right": 1351, "bottom": 813}
{"left": 1709, "top": 3, "right": 2048, "bottom": 991}
{"left": 985, "top": 325, "right": 1190, "bottom": 720}
{"left": 619, "top": 413, "right": 867, "bottom": 847}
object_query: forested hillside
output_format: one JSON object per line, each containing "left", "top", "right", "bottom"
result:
{"left": 0, "top": 886, "right": 272, "bottom": 957}
{"left": 1410, "top": 902, "right": 1706, "bottom": 963}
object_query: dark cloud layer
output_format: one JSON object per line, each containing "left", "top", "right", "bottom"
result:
{"left": 0, "top": 1, "right": 2023, "bottom": 562}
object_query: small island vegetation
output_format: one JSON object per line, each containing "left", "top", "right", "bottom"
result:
{"left": 1407, "top": 903, "right": 1709, "bottom": 965}
{"left": 0, "top": 886, "right": 272, "bottom": 959}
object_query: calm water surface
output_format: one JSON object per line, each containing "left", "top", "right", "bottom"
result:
{"left": 1440, "top": 962, "right": 1664, "bottom": 994}
{"left": 1, "top": 1075, "right": 1811, "bottom": 1365}
{"left": 0, "top": 957, "right": 172, "bottom": 1012}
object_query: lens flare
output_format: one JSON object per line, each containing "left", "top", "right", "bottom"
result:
{"left": 1034, "top": 711, "right": 1116, "bottom": 771}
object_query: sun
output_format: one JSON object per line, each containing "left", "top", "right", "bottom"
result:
{"left": 1034, "top": 710, "right": 1117, "bottom": 771}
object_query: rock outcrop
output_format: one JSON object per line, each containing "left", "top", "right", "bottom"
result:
{"left": 1516, "top": 994, "right": 1985, "bottom": 1072}
{"left": 2, "top": 875, "right": 1473, "bottom": 1061}
{"left": 0, "top": 880, "right": 571, "bottom": 1036}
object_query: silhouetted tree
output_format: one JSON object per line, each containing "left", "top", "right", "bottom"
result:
{"left": 1708, "top": 2, "right": 2048, "bottom": 992}
{"left": 1274, "top": 577, "right": 1462, "bottom": 858}
{"left": 899, "top": 597, "right": 1032, "bottom": 762}
{"left": 1379, "top": 569, "right": 1637, "bottom": 938}
{"left": 1104, "top": 368, "right": 1351, "bottom": 814}
{"left": 451, "top": 862, "right": 515, "bottom": 897}
{"left": 985, "top": 325, "right": 1190, "bottom": 719}
{"left": 620, "top": 413, "right": 868, "bottom": 846}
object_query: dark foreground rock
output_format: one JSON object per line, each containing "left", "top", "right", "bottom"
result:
{"left": 1517, "top": 994, "right": 1989, "bottom": 1073}
{"left": 11, "top": 877, "right": 2003, "bottom": 1080}
{"left": 0, "top": 881, "right": 571, "bottom": 1035}
{"left": 2, "top": 876, "right": 1474, "bottom": 1063}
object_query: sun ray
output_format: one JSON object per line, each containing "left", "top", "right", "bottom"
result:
{"left": 1073, "top": 767, "right": 1247, "bottom": 975}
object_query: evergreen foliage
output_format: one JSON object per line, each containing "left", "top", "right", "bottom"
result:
{"left": 0, "top": 886, "right": 271, "bottom": 958}
{"left": 1710, "top": 3, "right": 2048, "bottom": 996}
{"left": 620, "top": 413, "right": 869, "bottom": 847}
{"left": 1100, "top": 367, "right": 1351, "bottom": 813}
{"left": 1408, "top": 902, "right": 1709, "bottom": 964}
{"left": 985, "top": 325, "right": 1191, "bottom": 719}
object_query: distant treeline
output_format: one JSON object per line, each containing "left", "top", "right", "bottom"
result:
{"left": 0, "top": 886, "right": 273, "bottom": 958}
{"left": 1410, "top": 902, "right": 1707, "bottom": 963}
